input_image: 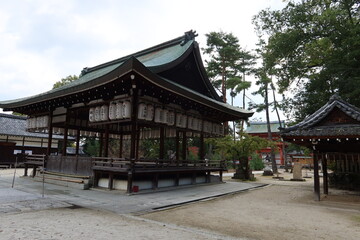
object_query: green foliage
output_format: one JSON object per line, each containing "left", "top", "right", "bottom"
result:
{"left": 206, "top": 134, "right": 272, "bottom": 161}
{"left": 83, "top": 138, "right": 100, "bottom": 157}
{"left": 202, "top": 31, "right": 255, "bottom": 103}
{"left": 53, "top": 75, "right": 79, "bottom": 89}
{"left": 249, "top": 154, "right": 264, "bottom": 170}
{"left": 253, "top": 0, "right": 360, "bottom": 122}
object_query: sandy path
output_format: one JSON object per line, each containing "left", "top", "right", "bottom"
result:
{"left": 0, "top": 207, "right": 239, "bottom": 240}
{"left": 143, "top": 174, "right": 360, "bottom": 240}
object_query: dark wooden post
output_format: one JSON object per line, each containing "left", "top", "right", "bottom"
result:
{"left": 119, "top": 134, "right": 123, "bottom": 158}
{"left": 159, "top": 127, "right": 165, "bottom": 160}
{"left": 199, "top": 133, "right": 204, "bottom": 160}
{"left": 313, "top": 151, "right": 321, "bottom": 201}
{"left": 323, "top": 153, "right": 328, "bottom": 195}
{"left": 62, "top": 126, "right": 68, "bottom": 156}
{"left": 99, "top": 133, "right": 103, "bottom": 157}
{"left": 175, "top": 130, "right": 180, "bottom": 165}
{"left": 75, "top": 129, "right": 80, "bottom": 156}
{"left": 127, "top": 75, "right": 138, "bottom": 194}
{"left": 136, "top": 129, "right": 140, "bottom": 160}
{"left": 182, "top": 131, "right": 187, "bottom": 160}
{"left": 104, "top": 125, "right": 109, "bottom": 157}
{"left": 46, "top": 111, "right": 53, "bottom": 157}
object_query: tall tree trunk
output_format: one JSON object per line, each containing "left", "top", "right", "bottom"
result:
{"left": 271, "top": 82, "right": 287, "bottom": 172}
{"left": 231, "top": 91, "right": 236, "bottom": 141}
{"left": 222, "top": 63, "right": 228, "bottom": 134}
{"left": 265, "top": 82, "right": 278, "bottom": 173}
{"left": 241, "top": 71, "right": 246, "bottom": 133}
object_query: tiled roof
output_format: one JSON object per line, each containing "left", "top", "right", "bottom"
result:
{"left": 281, "top": 94, "right": 360, "bottom": 137}
{"left": 246, "top": 121, "right": 285, "bottom": 134}
{"left": 0, "top": 113, "right": 63, "bottom": 139}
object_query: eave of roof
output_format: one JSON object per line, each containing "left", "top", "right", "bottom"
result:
{"left": 281, "top": 94, "right": 360, "bottom": 137}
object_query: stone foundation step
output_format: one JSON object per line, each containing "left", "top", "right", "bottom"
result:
{"left": 33, "top": 171, "right": 92, "bottom": 190}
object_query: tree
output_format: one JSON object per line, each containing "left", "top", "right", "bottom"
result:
{"left": 252, "top": 67, "right": 278, "bottom": 174}
{"left": 207, "top": 134, "right": 272, "bottom": 180}
{"left": 203, "top": 31, "right": 255, "bottom": 134}
{"left": 253, "top": 0, "right": 360, "bottom": 122}
{"left": 53, "top": 75, "right": 79, "bottom": 89}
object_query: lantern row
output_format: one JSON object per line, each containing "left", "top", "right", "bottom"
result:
{"left": 27, "top": 115, "right": 49, "bottom": 130}
{"left": 88, "top": 101, "right": 224, "bottom": 135}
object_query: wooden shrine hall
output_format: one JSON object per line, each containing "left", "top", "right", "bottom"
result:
{"left": 280, "top": 94, "right": 360, "bottom": 200}
{"left": 0, "top": 30, "right": 253, "bottom": 193}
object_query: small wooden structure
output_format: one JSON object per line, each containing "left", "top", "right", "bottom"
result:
{"left": 0, "top": 113, "right": 63, "bottom": 166}
{"left": 0, "top": 31, "right": 253, "bottom": 193}
{"left": 280, "top": 94, "right": 360, "bottom": 200}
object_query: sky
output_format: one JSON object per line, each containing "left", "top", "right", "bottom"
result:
{"left": 0, "top": 0, "right": 287, "bottom": 121}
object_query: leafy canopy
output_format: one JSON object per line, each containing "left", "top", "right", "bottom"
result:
{"left": 53, "top": 75, "right": 79, "bottom": 89}
{"left": 253, "top": 0, "right": 360, "bottom": 121}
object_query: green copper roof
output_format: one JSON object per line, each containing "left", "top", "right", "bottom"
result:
{"left": 246, "top": 121, "right": 285, "bottom": 134}
{"left": 0, "top": 35, "right": 194, "bottom": 107}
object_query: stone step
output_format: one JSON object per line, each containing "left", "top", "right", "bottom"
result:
{"left": 33, "top": 171, "right": 92, "bottom": 190}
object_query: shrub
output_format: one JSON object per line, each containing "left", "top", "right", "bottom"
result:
{"left": 250, "top": 154, "right": 264, "bottom": 170}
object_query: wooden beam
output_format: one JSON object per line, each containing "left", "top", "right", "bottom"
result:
{"left": 313, "top": 152, "right": 321, "bottom": 201}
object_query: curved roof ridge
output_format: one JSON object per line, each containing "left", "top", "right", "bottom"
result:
{"left": 81, "top": 30, "right": 197, "bottom": 76}
{"left": 282, "top": 94, "right": 360, "bottom": 132}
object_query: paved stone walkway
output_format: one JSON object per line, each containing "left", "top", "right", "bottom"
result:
{"left": 0, "top": 171, "right": 266, "bottom": 215}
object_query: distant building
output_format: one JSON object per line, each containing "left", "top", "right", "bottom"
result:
{"left": 0, "top": 113, "right": 63, "bottom": 165}
{"left": 245, "top": 121, "right": 286, "bottom": 166}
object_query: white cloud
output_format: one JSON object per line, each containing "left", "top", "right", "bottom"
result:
{"left": 0, "top": 0, "right": 287, "bottom": 120}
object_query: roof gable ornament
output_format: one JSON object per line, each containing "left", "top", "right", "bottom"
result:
{"left": 329, "top": 93, "right": 342, "bottom": 102}
{"left": 180, "top": 30, "right": 198, "bottom": 46}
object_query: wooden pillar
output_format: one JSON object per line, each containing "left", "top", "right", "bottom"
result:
{"left": 206, "top": 171, "right": 211, "bottom": 183}
{"left": 159, "top": 127, "right": 165, "bottom": 159}
{"left": 128, "top": 75, "right": 139, "bottom": 194}
{"left": 46, "top": 111, "right": 53, "bottom": 157}
{"left": 119, "top": 134, "right": 123, "bottom": 158}
{"left": 191, "top": 172, "right": 196, "bottom": 184}
{"left": 175, "top": 130, "right": 180, "bottom": 165}
{"left": 199, "top": 133, "right": 204, "bottom": 160}
{"left": 313, "top": 152, "right": 321, "bottom": 201}
{"left": 323, "top": 154, "right": 328, "bottom": 195}
{"left": 136, "top": 129, "right": 140, "bottom": 160}
{"left": 75, "top": 129, "right": 80, "bottom": 156}
{"left": 153, "top": 174, "right": 159, "bottom": 190}
{"left": 104, "top": 125, "right": 109, "bottom": 157}
{"left": 108, "top": 173, "right": 114, "bottom": 190}
{"left": 182, "top": 131, "right": 187, "bottom": 160}
{"left": 62, "top": 126, "right": 68, "bottom": 156}
{"left": 99, "top": 133, "right": 103, "bottom": 157}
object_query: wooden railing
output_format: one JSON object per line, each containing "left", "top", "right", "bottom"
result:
{"left": 92, "top": 157, "right": 226, "bottom": 170}
{"left": 24, "top": 154, "right": 46, "bottom": 177}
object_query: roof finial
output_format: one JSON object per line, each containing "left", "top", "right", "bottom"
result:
{"left": 329, "top": 93, "right": 342, "bottom": 102}
{"left": 180, "top": 30, "right": 198, "bottom": 46}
